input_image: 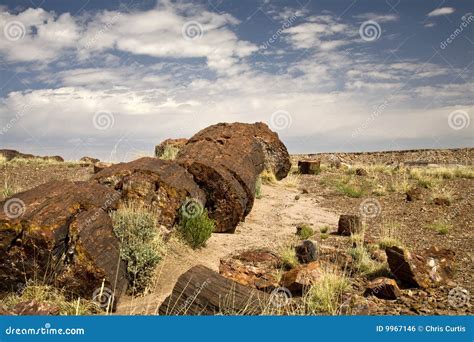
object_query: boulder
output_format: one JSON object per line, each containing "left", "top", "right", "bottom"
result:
{"left": 298, "top": 160, "right": 321, "bottom": 174}
{"left": 337, "top": 215, "right": 362, "bottom": 236}
{"left": 155, "top": 138, "right": 188, "bottom": 158}
{"left": 295, "top": 240, "right": 318, "bottom": 264}
{"left": 93, "top": 162, "right": 113, "bottom": 174}
{"left": 364, "top": 277, "right": 401, "bottom": 299}
{"left": 280, "top": 261, "right": 323, "bottom": 294}
{"left": 386, "top": 246, "right": 455, "bottom": 288}
{"left": 92, "top": 157, "right": 206, "bottom": 228}
{"left": 219, "top": 249, "right": 280, "bottom": 292}
{"left": 0, "top": 180, "right": 127, "bottom": 306}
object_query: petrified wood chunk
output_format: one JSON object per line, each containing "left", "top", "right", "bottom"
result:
{"left": 364, "top": 277, "right": 401, "bottom": 299}
{"left": 0, "top": 180, "right": 127, "bottom": 306}
{"left": 337, "top": 215, "right": 362, "bottom": 236}
{"left": 93, "top": 157, "right": 206, "bottom": 228}
{"left": 159, "top": 265, "right": 272, "bottom": 315}
{"left": 280, "top": 261, "right": 323, "bottom": 295}
{"left": 298, "top": 160, "right": 321, "bottom": 174}
{"left": 386, "top": 246, "right": 455, "bottom": 288}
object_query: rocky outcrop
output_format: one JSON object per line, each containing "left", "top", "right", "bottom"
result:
{"left": 155, "top": 138, "right": 188, "bottom": 158}
{"left": 79, "top": 156, "right": 100, "bottom": 165}
{"left": 0, "top": 149, "right": 64, "bottom": 162}
{"left": 92, "top": 157, "right": 206, "bottom": 228}
{"left": 0, "top": 181, "right": 127, "bottom": 306}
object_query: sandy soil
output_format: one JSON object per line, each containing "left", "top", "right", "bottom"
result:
{"left": 116, "top": 183, "right": 339, "bottom": 314}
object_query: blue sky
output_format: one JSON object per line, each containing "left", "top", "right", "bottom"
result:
{"left": 0, "top": 0, "right": 472, "bottom": 161}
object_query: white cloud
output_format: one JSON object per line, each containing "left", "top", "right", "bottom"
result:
{"left": 427, "top": 7, "right": 455, "bottom": 17}
{"left": 354, "top": 13, "right": 399, "bottom": 23}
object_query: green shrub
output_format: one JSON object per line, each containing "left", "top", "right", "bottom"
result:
{"left": 296, "top": 224, "right": 314, "bottom": 239}
{"left": 426, "top": 220, "right": 451, "bottom": 235}
{"left": 179, "top": 205, "right": 215, "bottom": 249}
{"left": 158, "top": 145, "right": 180, "bottom": 160}
{"left": 112, "top": 204, "right": 165, "bottom": 293}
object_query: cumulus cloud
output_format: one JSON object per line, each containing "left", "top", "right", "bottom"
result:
{"left": 427, "top": 7, "right": 455, "bottom": 17}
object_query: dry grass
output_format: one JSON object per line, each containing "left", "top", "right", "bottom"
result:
{"left": 282, "top": 173, "right": 300, "bottom": 188}
{"left": 430, "top": 187, "right": 453, "bottom": 204}
{"left": 279, "top": 243, "right": 299, "bottom": 269}
{"left": 426, "top": 220, "right": 451, "bottom": 235}
{"left": 2, "top": 283, "right": 101, "bottom": 315}
{"left": 260, "top": 169, "right": 277, "bottom": 184}
{"left": 1, "top": 176, "right": 23, "bottom": 200}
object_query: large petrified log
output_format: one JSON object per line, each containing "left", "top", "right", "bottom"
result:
{"left": 0, "top": 180, "right": 127, "bottom": 305}
{"left": 92, "top": 157, "right": 206, "bottom": 228}
{"left": 185, "top": 122, "right": 291, "bottom": 179}
{"left": 159, "top": 265, "right": 272, "bottom": 315}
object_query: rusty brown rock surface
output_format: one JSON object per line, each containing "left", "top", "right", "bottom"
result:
{"left": 0, "top": 180, "right": 127, "bottom": 304}
{"left": 155, "top": 138, "right": 188, "bottom": 158}
{"left": 185, "top": 122, "right": 290, "bottom": 179}
{"left": 386, "top": 246, "right": 455, "bottom": 288}
{"left": 364, "top": 277, "right": 401, "bottom": 299}
{"left": 280, "top": 261, "right": 323, "bottom": 294}
{"left": 337, "top": 215, "right": 362, "bottom": 236}
{"left": 92, "top": 157, "right": 206, "bottom": 228}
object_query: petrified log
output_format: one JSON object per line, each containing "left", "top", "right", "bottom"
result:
{"left": 155, "top": 138, "right": 188, "bottom": 158}
{"left": 337, "top": 215, "right": 362, "bottom": 236}
{"left": 386, "top": 246, "right": 455, "bottom": 288}
{"left": 185, "top": 122, "right": 290, "bottom": 180}
{"left": 93, "top": 157, "right": 206, "bottom": 228}
{"left": 298, "top": 160, "right": 320, "bottom": 174}
{"left": 0, "top": 180, "right": 127, "bottom": 306}
{"left": 177, "top": 137, "right": 263, "bottom": 232}
{"left": 159, "top": 265, "right": 272, "bottom": 315}
{"left": 364, "top": 277, "right": 401, "bottom": 300}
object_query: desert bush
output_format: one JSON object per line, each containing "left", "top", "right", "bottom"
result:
{"left": 112, "top": 204, "right": 165, "bottom": 293}
{"left": 335, "top": 176, "right": 370, "bottom": 198}
{"left": 296, "top": 224, "right": 314, "bottom": 239}
{"left": 178, "top": 206, "right": 215, "bottom": 249}
{"left": 305, "top": 270, "right": 350, "bottom": 315}
{"left": 426, "top": 220, "right": 451, "bottom": 235}
{"left": 1, "top": 177, "right": 22, "bottom": 200}
{"left": 320, "top": 226, "right": 329, "bottom": 234}
{"left": 279, "top": 244, "right": 299, "bottom": 269}
{"left": 283, "top": 173, "right": 300, "bottom": 188}
{"left": 158, "top": 145, "right": 180, "bottom": 160}
{"left": 260, "top": 169, "right": 277, "bottom": 184}
{"left": 255, "top": 176, "right": 262, "bottom": 199}
{"left": 348, "top": 245, "right": 387, "bottom": 276}
{"left": 2, "top": 283, "right": 100, "bottom": 315}
{"left": 430, "top": 187, "right": 453, "bottom": 204}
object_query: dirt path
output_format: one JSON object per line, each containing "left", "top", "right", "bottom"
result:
{"left": 116, "top": 182, "right": 339, "bottom": 315}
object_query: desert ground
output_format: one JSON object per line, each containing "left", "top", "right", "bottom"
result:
{"left": 0, "top": 147, "right": 472, "bottom": 316}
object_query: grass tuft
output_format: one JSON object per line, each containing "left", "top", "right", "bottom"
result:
{"left": 426, "top": 220, "right": 451, "bottom": 235}
{"left": 178, "top": 206, "right": 215, "bottom": 249}
{"left": 296, "top": 224, "right": 314, "bottom": 239}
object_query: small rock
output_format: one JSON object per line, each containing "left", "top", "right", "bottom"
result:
{"left": 294, "top": 195, "right": 300, "bottom": 200}
{"left": 364, "top": 277, "right": 401, "bottom": 300}
{"left": 355, "top": 168, "right": 368, "bottom": 176}
{"left": 295, "top": 240, "right": 318, "bottom": 264}
{"left": 280, "top": 261, "right": 323, "bottom": 294}
{"left": 301, "top": 188, "right": 309, "bottom": 194}
{"left": 405, "top": 187, "right": 422, "bottom": 201}
{"left": 337, "top": 215, "right": 362, "bottom": 236}
{"left": 433, "top": 197, "right": 450, "bottom": 206}
{"left": 93, "top": 161, "right": 113, "bottom": 173}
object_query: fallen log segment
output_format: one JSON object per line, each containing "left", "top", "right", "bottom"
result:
{"left": 186, "top": 122, "right": 291, "bottom": 180}
{"left": 92, "top": 157, "right": 206, "bottom": 228}
{"left": 0, "top": 180, "right": 127, "bottom": 305}
{"left": 159, "top": 265, "right": 272, "bottom": 315}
